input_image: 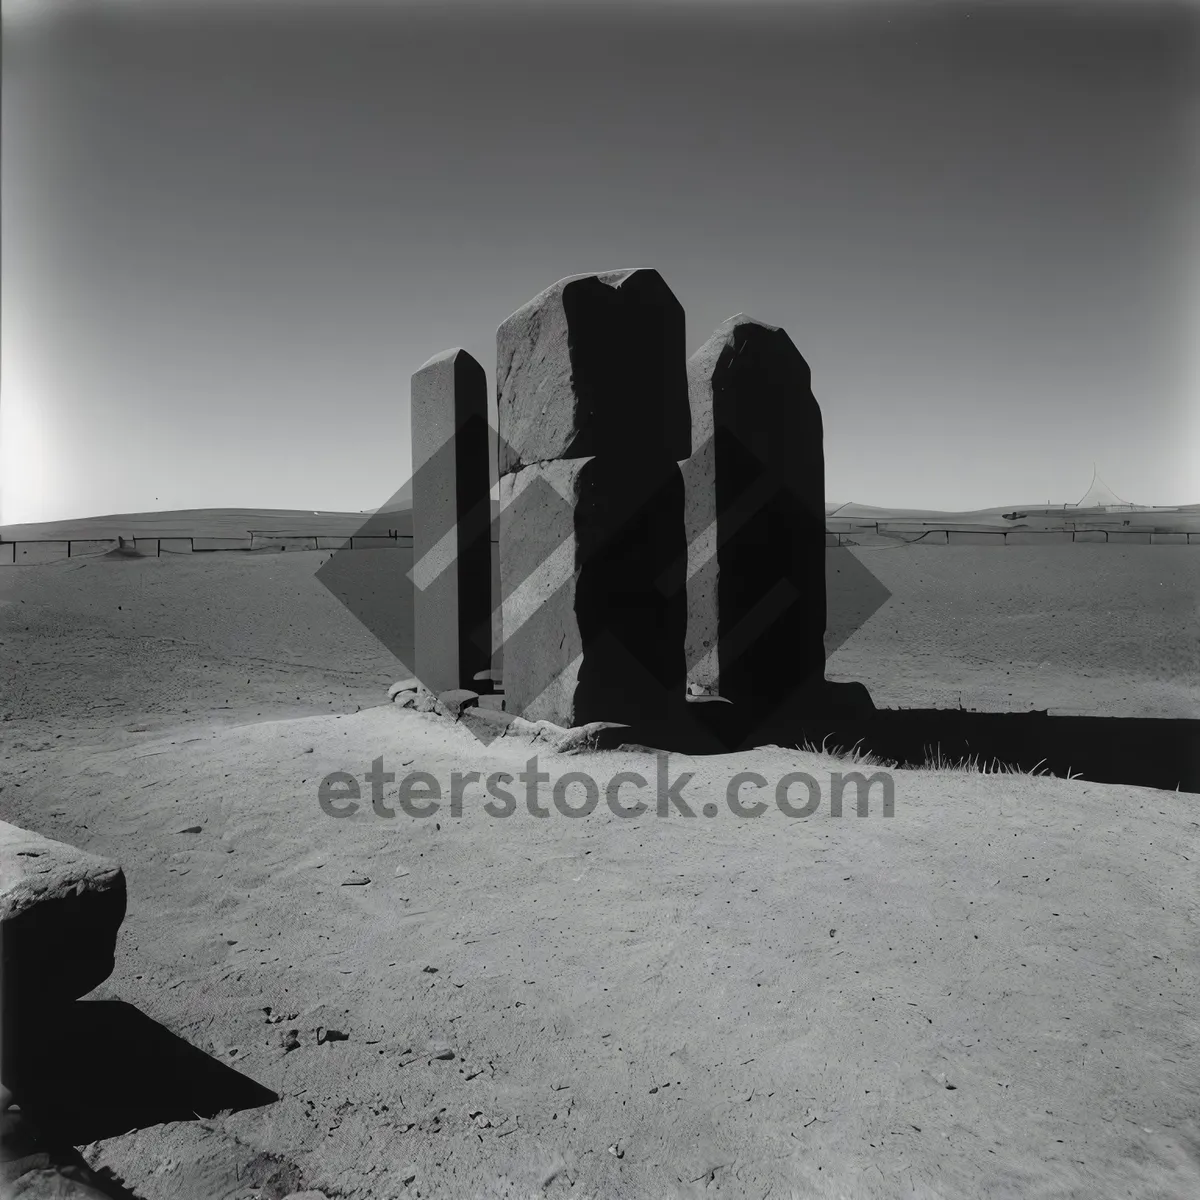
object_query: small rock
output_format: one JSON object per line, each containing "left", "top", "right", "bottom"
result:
{"left": 430, "top": 1044, "right": 455, "bottom": 1060}
{"left": 437, "top": 689, "right": 480, "bottom": 717}
{"left": 282, "top": 1030, "right": 301, "bottom": 1052}
{"left": 422, "top": 965, "right": 438, "bottom": 974}
{"left": 395, "top": 866, "right": 410, "bottom": 877}
{"left": 608, "top": 1143, "right": 624, "bottom": 1159}
{"left": 342, "top": 873, "right": 371, "bottom": 887}
{"left": 178, "top": 825, "right": 203, "bottom": 834}
{"left": 388, "top": 678, "right": 420, "bottom": 700}
{"left": 554, "top": 721, "right": 631, "bottom": 754}
{"left": 317, "top": 1027, "right": 349, "bottom": 1044}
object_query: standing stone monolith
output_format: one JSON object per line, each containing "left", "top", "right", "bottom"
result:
{"left": 411, "top": 349, "right": 493, "bottom": 695}
{"left": 497, "top": 269, "right": 690, "bottom": 728}
{"left": 682, "top": 314, "right": 826, "bottom": 707}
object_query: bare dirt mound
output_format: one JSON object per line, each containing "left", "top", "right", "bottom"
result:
{"left": 2, "top": 707, "right": 1197, "bottom": 1199}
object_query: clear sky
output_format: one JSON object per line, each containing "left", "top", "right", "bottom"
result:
{"left": 3, "top": 0, "right": 1198, "bottom": 523}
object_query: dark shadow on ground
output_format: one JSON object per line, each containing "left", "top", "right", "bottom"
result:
{"left": 5, "top": 999, "right": 277, "bottom": 1146}
{"left": 1, "top": 1106, "right": 145, "bottom": 1199}
{"left": 597, "top": 685, "right": 1200, "bottom": 794}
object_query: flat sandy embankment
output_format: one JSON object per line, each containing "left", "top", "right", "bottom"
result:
{"left": 1, "top": 546, "right": 1198, "bottom": 1198}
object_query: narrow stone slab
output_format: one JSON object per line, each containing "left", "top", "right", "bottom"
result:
{"left": 499, "top": 456, "right": 686, "bottom": 727}
{"left": 496, "top": 268, "right": 691, "bottom": 475}
{"left": 1, "top": 822, "right": 126, "bottom": 1014}
{"left": 410, "top": 349, "right": 493, "bottom": 695}
{"left": 682, "top": 315, "right": 826, "bottom": 705}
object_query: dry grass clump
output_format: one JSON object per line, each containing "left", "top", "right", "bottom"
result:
{"left": 797, "top": 735, "right": 1084, "bottom": 780}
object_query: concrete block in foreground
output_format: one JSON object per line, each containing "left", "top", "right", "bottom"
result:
{"left": 1, "top": 821, "right": 126, "bottom": 1009}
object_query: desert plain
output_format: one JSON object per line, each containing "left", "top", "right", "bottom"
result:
{"left": 1, "top": 538, "right": 1198, "bottom": 1199}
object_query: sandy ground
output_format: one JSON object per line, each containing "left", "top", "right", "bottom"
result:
{"left": 2, "top": 547, "right": 1199, "bottom": 1198}
{"left": 824, "top": 544, "right": 1200, "bottom": 718}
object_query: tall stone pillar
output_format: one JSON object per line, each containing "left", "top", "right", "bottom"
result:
{"left": 496, "top": 269, "right": 691, "bottom": 727}
{"left": 411, "top": 348, "right": 493, "bottom": 695}
{"left": 682, "top": 315, "right": 826, "bottom": 707}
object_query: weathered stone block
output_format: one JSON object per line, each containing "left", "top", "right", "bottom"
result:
{"left": 1, "top": 823, "right": 126, "bottom": 1079}
{"left": 410, "top": 349, "right": 493, "bottom": 695}
{"left": 499, "top": 456, "right": 687, "bottom": 727}
{"left": 496, "top": 269, "right": 690, "bottom": 475}
{"left": 681, "top": 315, "right": 826, "bottom": 705}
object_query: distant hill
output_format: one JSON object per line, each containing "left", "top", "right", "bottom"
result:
{"left": 5, "top": 492, "right": 1197, "bottom": 544}
{"left": 0, "top": 504, "right": 413, "bottom": 542}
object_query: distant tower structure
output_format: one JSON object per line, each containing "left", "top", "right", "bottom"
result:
{"left": 1074, "top": 466, "right": 1136, "bottom": 511}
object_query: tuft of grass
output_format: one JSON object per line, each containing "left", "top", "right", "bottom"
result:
{"left": 796, "top": 734, "right": 895, "bottom": 769}
{"left": 919, "top": 746, "right": 1083, "bottom": 779}
{"left": 796, "top": 736, "right": 1086, "bottom": 781}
